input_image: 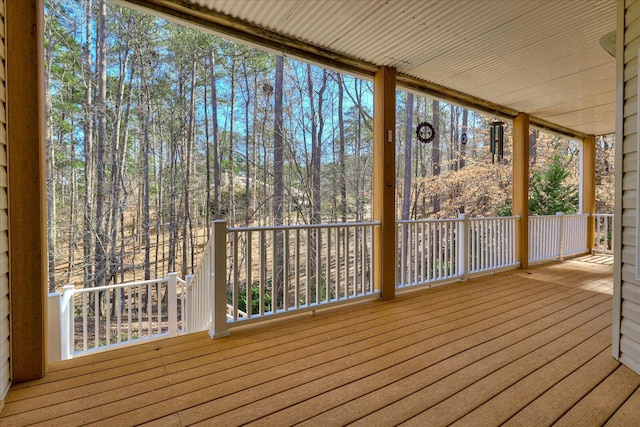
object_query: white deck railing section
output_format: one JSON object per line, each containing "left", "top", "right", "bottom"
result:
{"left": 226, "top": 221, "right": 379, "bottom": 323}
{"left": 54, "top": 274, "right": 184, "bottom": 359}
{"left": 468, "top": 216, "right": 519, "bottom": 274}
{"left": 397, "top": 215, "right": 520, "bottom": 288}
{"left": 594, "top": 213, "right": 614, "bottom": 253}
{"left": 397, "top": 218, "right": 461, "bottom": 288}
{"left": 50, "top": 212, "right": 608, "bottom": 361}
{"left": 529, "top": 213, "right": 589, "bottom": 263}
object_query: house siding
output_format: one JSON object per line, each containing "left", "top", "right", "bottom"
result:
{"left": 0, "top": 0, "right": 8, "bottom": 404}
{"left": 619, "top": 0, "right": 640, "bottom": 374}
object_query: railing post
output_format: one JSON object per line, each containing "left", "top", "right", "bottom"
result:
{"left": 457, "top": 213, "right": 469, "bottom": 281}
{"left": 47, "top": 292, "right": 62, "bottom": 363}
{"left": 209, "top": 220, "right": 230, "bottom": 339}
{"left": 61, "top": 285, "right": 75, "bottom": 360}
{"left": 167, "top": 273, "right": 178, "bottom": 337}
{"left": 185, "top": 274, "right": 193, "bottom": 334}
{"left": 557, "top": 212, "right": 565, "bottom": 260}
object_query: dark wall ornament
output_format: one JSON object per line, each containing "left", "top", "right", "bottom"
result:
{"left": 489, "top": 121, "right": 504, "bottom": 163}
{"left": 416, "top": 121, "right": 435, "bottom": 143}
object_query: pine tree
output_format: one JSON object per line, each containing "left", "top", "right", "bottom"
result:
{"left": 529, "top": 155, "right": 578, "bottom": 215}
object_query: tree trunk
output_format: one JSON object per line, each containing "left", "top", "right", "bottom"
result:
{"left": 209, "top": 47, "right": 221, "bottom": 221}
{"left": 273, "top": 55, "right": 285, "bottom": 307}
{"left": 94, "top": 0, "right": 108, "bottom": 289}
{"left": 228, "top": 56, "right": 236, "bottom": 224}
{"left": 182, "top": 52, "right": 197, "bottom": 277}
{"left": 431, "top": 100, "right": 441, "bottom": 215}
{"left": 82, "top": 0, "right": 94, "bottom": 288}
{"left": 402, "top": 92, "right": 414, "bottom": 220}
{"left": 529, "top": 128, "right": 538, "bottom": 166}
{"left": 338, "top": 73, "right": 347, "bottom": 222}
{"left": 242, "top": 58, "right": 251, "bottom": 226}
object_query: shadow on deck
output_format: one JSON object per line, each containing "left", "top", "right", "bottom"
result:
{"left": 3, "top": 257, "right": 640, "bottom": 426}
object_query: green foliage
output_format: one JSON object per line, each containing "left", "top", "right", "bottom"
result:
{"left": 528, "top": 155, "right": 578, "bottom": 215}
{"left": 497, "top": 201, "right": 512, "bottom": 217}
{"left": 232, "top": 281, "right": 272, "bottom": 315}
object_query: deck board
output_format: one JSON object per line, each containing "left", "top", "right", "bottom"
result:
{"left": 1, "top": 258, "right": 637, "bottom": 427}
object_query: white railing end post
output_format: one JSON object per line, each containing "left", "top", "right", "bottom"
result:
{"left": 167, "top": 273, "right": 178, "bottom": 337}
{"left": 209, "top": 220, "right": 230, "bottom": 339}
{"left": 557, "top": 212, "right": 565, "bottom": 260}
{"left": 61, "top": 285, "right": 76, "bottom": 360}
{"left": 457, "top": 213, "right": 469, "bottom": 281}
{"left": 184, "top": 274, "right": 193, "bottom": 333}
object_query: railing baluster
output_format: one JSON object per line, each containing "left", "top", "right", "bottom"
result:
{"left": 94, "top": 289, "right": 99, "bottom": 349}
{"left": 82, "top": 292, "right": 88, "bottom": 352}
{"left": 232, "top": 231, "right": 239, "bottom": 320}
{"left": 399, "top": 224, "right": 405, "bottom": 287}
{"left": 157, "top": 281, "right": 162, "bottom": 335}
{"left": 116, "top": 288, "right": 121, "bottom": 344}
{"left": 106, "top": 288, "right": 111, "bottom": 346}
{"left": 325, "top": 228, "right": 331, "bottom": 302}
{"left": 295, "top": 228, "right": 300, "bottom": 309}
{"left": 283, "top": 228, "right": 289, "bottom": 311}
{"left": 271, "top": 229, "right": 276, "bottom": 314}
{"left": 260, "top": 230, "right": 265, "bottom": 316}
{"left": 335, "top": 227, "right": 340, "bottom": 299}
{"left": 345, "top": 227, "right": 351, "bottom": 298}
{"left": 306, "top": 228, "right": 311, "bottom": 305}
{"left": 313, "top": 228, "right": 322, "bottom": 305}
{"left": 246, "top": 230, "right": 252, "bottom": 319}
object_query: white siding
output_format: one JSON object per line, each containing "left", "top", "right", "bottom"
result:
{"left": 620, "top": 0, "right": 640, "bottom": 373}
{"left": 0, "top": 0, "right": 8, "bottom": 403}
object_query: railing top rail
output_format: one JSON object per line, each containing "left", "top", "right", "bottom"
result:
{"left": 398, "top": 215, "right": 520, "bottom": 224}
{"left": 228, "top": 221, "right": 381, "bottom": 233}
{"left": 396, "top": 218, "right": 461, "bottom": 225}
{"left": 593, "top": 213, "right": 614, "bottom": 217}
{"left": 530, "top": 213, "right": 589, "bottom": 219}
{"left": 69, "top": 277, "right": 170, "bottom": 294}
{"left": 468, "top": 215, "right": 520, "bottom": 221}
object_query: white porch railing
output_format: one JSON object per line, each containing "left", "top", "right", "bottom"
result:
{"left": 50, "top": 273, "right": 185, "bottom": 360}
{"left": 50, "top": 212, "right": 610, "bottom": 361}
{"left": 225, "top": 221, "right": 379, "bottom": 323}
{"left": 528, "top": 213, "right": 589, "bottom": 264}
{"left": 396, "top": 215, "right": 520, "bottom": 289}
{"left": 397, "top": 218, "right": 461, "bottom": 288}
{"left": 468, "top": 216, "right": 519, "bottom": 274}
{"left": 593, "top": 213, "right": 614, "bottom": 254}
{"left": 182, "top": 220, "right": 379, "bottom": 336}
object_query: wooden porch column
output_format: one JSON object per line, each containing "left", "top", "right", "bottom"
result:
{"left": 513, "top": 113, "right": 530, "bottom": 270}
{"left": 581, "top": 134, "right": 596, "bottom": 252}
{"left": 373, "top": 66, "right": 396, "bottom": 300}
{"left": 6, "top": 0, "right": 47, "bottom": 380}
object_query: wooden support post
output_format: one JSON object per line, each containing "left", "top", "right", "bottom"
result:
{"left": 582, "top": 134, "right": 596, "bottom": 252}
{"left": 513, "top": 113, "right": 530, "bottom": 270}
{"left": 373, "top": 66, "right": 396, "bottom": 300}
{"left": 7, "top": 0, "right": 47, "bottom": 381}
{"left": 47, "top": 293, "right": 61, "bottom": 363}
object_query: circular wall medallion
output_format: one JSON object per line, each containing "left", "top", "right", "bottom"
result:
{"left": 416, "top": 122, "right": 435, "bottom": 143}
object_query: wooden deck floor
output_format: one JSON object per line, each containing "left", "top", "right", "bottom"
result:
{"left": 2, "top": 257, "right": 637, "bottom": 426}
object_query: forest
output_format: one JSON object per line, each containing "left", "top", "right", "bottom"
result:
{"left": 45, "top": 0, "right": 616, "bottom": 292}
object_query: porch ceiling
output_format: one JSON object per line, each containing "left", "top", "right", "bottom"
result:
{"left": 123, "top": 0, "right": 616, "bottom": 137}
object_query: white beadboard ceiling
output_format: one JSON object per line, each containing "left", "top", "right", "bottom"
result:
{"left": 127, "top": 0, "right": 617, "bottom": 136}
